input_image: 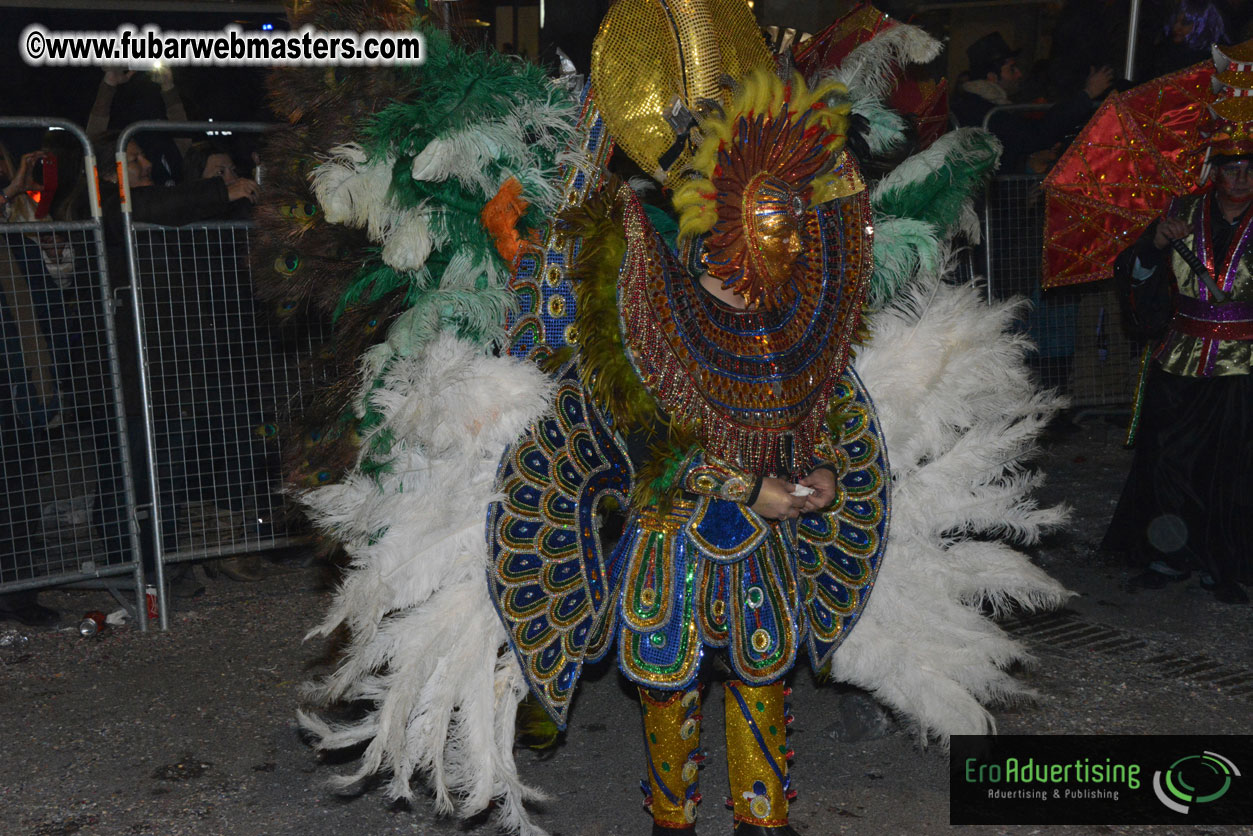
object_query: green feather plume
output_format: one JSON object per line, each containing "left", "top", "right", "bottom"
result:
{"left": 296, "top": 24, "right": 581, "bottom": 471}
{"left": 562, "top": 184, "right": 702, "bottom": 511}
{"left": 871, "top": 128, "right": 999, "bottom": 230}
{"left": 867, "top": 128, "right": 1000, "bottom": 308}
{"left": 562, "top": 184, "right": 660, "bottom": 432}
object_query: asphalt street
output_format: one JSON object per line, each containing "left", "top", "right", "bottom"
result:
{"left": 1, "top": 418, "right": 1250, "bottom": 836}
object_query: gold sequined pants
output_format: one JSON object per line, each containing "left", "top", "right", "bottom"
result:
{"left": 724, "top": 680, "right": 792, "bottom": 828}
{"left": 639, "top": 680, "right": 794, "bottom": 830}
{"left": 639, "top": 686, "right": 704, "bottom": 828}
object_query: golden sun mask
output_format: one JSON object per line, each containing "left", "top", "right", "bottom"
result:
{"left": 738, "top": 172, "right": 808, "bottom": 304}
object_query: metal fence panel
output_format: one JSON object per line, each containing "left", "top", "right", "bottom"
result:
{"left": 983, "top": 173, "right": 1140, "bottom": 411}
{"left": 0, "top": 222, "right": 143, "bottom": 597}
{"left": 0, "top": 117, "right": 144, "bottom": 624}
{"left": 130, "top": 221, "right": 312, "bottom": 565}
{"left": 114, "top": 121, "right": 329, "bottom": 628}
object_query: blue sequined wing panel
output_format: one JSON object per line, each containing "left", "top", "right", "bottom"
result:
{"left": 797, "top": 366, "right": 890, "bottom": 671}
{"left": 505, "top": 85, "right": 612, "bottom": 364}
{"left": 487, "top": 360, "right": 632, "bottom": 728}
{"left": 616, "top": 501, "right": 704, "bottom": 691}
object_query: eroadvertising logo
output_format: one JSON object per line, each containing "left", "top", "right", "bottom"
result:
{"left": 950, "top": 735, "right": 1253, "bottom": 825}
{"left": 1152, "top": 751, "right": 1241, "bottom": 814}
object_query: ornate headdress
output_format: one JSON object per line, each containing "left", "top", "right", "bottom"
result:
{"left": 672, "top": 69, "right": 863, "bottom": 308}
{"left": 1204, "top": 41, "right": 1253, "bottom": 160}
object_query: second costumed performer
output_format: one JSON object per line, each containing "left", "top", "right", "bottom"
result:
{"left": 280, "top": 2, "right": 1071, "bottom": 835}
{"left": 1106, "top": 43, "right": 1253, "bottom": 605}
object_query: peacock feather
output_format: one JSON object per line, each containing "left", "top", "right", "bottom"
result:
{"left": 254, "top": 10, "right": 582, "bottom": 487}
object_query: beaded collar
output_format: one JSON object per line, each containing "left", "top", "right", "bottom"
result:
{"left": 617, "top": 188, "right": 872, "bottom": 477}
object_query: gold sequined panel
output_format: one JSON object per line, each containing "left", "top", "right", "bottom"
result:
{"left": 724, "top": 680, "right": 791, "bottom": 827}
{"left": 1219, "top": 40, "right": 1253, "bottom": 64}
{"left": 590, "top": 0, "right": 771, "bottom": 186}
{"left": 639, "top": 688, "right": 703, "bottom": 827}
{"left": 707, "top": 0, "right": 773, "bottom": 94}
{"left": 1213, "top": 96, "right": 1253, "bottom": 123}
{"left": 1215, "top": 69, "right": 1253, "bottom": 89}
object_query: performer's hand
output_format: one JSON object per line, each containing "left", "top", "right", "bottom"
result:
{"left": 798, "top": 467, "right": 837, "bottom": 512}
{"left": 1084, "top": 65, "right": 1114, "bottom": 101}
{"left": 1153, "top": 216, "right": 1188, "bottom": 249}
{"left": 751, "top": 477, "right": 807, "bottom": 520}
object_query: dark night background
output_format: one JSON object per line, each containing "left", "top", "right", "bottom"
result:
{"left": 0, "top": 0, "right": 614, "bottom": 160}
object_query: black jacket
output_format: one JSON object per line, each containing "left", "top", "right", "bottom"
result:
{"left": 951, "top": 86, "right": 1098, "bottom": 174}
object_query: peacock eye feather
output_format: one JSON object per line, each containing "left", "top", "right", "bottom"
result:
{"left": 255, "top": 422, "right": 279, "bottom": 439}
{"left": 280, "top": 202, "right": 319, "bottom": 222}
{"left": 275, "top": 251, "right": 301, "bottom": 274}
{"left": 323, "top": 66, "right": 349, "bottom": 90}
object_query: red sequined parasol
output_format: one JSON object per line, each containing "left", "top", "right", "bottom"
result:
{"left": 1042, "top": 61, "right": 1214, "bottom": 288}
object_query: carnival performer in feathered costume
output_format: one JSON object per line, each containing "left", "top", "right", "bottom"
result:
{"left": 253, "top": 2, "right": 1070, "bottom": 834}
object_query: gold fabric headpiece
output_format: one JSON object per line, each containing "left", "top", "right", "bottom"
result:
{"left": 589, "top": 0, "right": 773, "bottom": 189}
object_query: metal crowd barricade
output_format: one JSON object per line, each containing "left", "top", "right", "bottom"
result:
{"left": 0, "top": 119, "right": 146, "bottom": 624}
{"left": 117, "top": 121, "right": 318, "bottom": 629}
{"left": 982, "top": 173, "right": 1140, "bottom": 413}
{"left": 976, "top": 105, "right": 1142, "bottom": 414}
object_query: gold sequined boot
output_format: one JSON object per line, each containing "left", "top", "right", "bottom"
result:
{"left": 639, "top": 686, "right": 704, "bottom": 833}
{"left": 724, "top": 680, "right": 798, "bottom": 835}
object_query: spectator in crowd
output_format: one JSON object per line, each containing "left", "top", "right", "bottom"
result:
{"left": 183, "top": 141, "right": 239, "bottom": 186}
{"left": 94, "top": 131, "right": 258, "bottom": 238}
{"left": 122, "top": 137, "right": 155, "bottom": 188}
{"left": 1148, "top": 0, "right": 1230, "bottom": 79}
{"left": 0, "top": 144, "right": 37, "bottom": 222}
{"left": 88, "top": 68, "right": 189, "bottom": 186}
{"left": 952, "top": 31, "right": 1113, "bottom": 174}
{"left": 182, "top": 140, "right": 259, "bottom": 208}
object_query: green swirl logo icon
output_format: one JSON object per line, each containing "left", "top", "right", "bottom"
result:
{"left": 1153, "top": 752, "right": 1241, "bottom": 814}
